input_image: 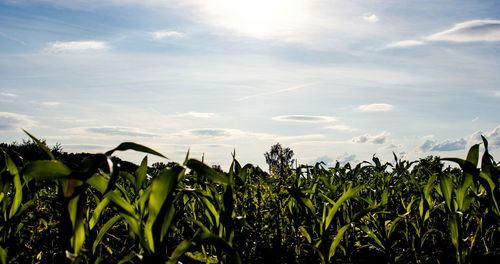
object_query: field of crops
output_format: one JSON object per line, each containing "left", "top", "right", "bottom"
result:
{"left": 0, "top": 131, "right": 499, "bottom": 263}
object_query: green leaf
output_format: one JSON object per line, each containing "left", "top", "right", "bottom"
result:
{"left": 325, "top": 185, "right": 363, "bottom": 230}
{"left": 105, "top": 142, "right": 167, "bottom": 159}
{"left": 22, "top": 160, "right": 72, "bottom": 181}
{"left": 159, "top": 204, "right": 175, "bottom": 243}
{"left": 4, "top": 153, "right": 22, "bottom": 219}
{"left": 166, "top": 240, "right": 193, "bottom": 264}
{"left": 86, "top": 173, "right": 110, "bottom": 194}
{"left": 145, "top": 166, "right": 183, "bottom": 252}
{"left": 479, "top": 171, "right": 499, "bottom": 214}
{"left": 135, "top": 156, "right": 148, "bottom": 193}
{"left": 185, "top": 251, "right": 218, "bottom": 263}
{"left": 89, "top": 198, "right": 110, "bottom": 230}
{"left": 329, "top": 224, "right": 350, "bottom": 261}
{"left": 448, "top": 213, "right": 459, "bottom": 250}
{"left": 361, "top": 224, "right": 385, "bottom": 250}
{"left": 439, "top": 174, "right": 454, "bottom": 212}
{"left": 299, "top": 226, "right": 312, "bottom": 244}
{"left": 200, "top": 196, "right": 220, "bottom": 227}
{"left": 104, "top": 190, "right": 136, "bottom": 217}
{"left": 23, "top": 130, "right": 55, "bottom": 160}
{"left": 192, "top": 232, "right": 241, "bottom": 264}
{"left": 288, "top": 187, "right": 316, "bottom": 215}
{"left": 0, "top": 246, "right": 7, "bottom": 264}
{"left": 466, "top": 144, "right": 480, "bottom": 167}
{"left": 8, "top": 172, "right": 22, "bottom": 219}
{"left": 93, "top": 215, "right": 121, "bottom": 253}
{"left": 186, "top": 159, "right": 229, "bottom": 184}
{"left": 68, "top": 195, "right": 86, "bottom": 255}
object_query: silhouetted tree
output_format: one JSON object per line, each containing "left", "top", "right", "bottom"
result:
{"left": 264, "top": 143, "right": 295, "bottom": 175}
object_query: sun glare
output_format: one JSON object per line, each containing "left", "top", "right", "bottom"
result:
{"left": 199, "top": 0, "right": 307, "bottom": 39}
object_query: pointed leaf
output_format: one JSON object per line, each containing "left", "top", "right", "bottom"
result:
{"left": 105, "top": 142, "right": 167, "bottom": 159}
{"left": 329, "top": 224, "right": 350, "bottom": 261}
{"left": 93, "top": 215, "right": 121, "bottom": 253}
{"left": 145, "top": 166, "right": 183, "bottom": 252}
{"left": 23, "top": 129, "right": 55, "bottom": 160}
{"left": 22, "top": 160, "right": 72, "bottom": 181}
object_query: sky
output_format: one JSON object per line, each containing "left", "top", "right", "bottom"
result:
{"left": 1, "top": 0, "right": 499, "bottom": 170}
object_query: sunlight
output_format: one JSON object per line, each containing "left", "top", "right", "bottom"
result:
{"left": 199, "top": 0, "right": 308, "bottom": 38}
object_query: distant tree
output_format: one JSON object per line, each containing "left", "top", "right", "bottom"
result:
{"left": 264, "top": 143, "right": 295, "bottom": 175}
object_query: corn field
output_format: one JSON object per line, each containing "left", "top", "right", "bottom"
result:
{"left": 0, "top": 131, "right": 499, "bottom": 263}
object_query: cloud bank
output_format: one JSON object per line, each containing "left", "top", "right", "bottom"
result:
{"left": 419, "top": 125, "right": 500, "bottom": 152}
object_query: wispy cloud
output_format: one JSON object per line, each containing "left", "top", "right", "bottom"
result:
{"left": 238, "top": 83, "right": 315, "bottom": 101}
{"left": 494, "top": 91, "right": 500, "bottom": 97}
{"left": 151, "top": 30, "right": 184, "bottom": 39}
{"left": 86, "top": 126, "right": 157, "bottom": 138}
{"left": 41, "top": 101, "right": 61, "bottom": 106}
{"left": 273, "top": 115, "right": 336, "bottom": 123}
{"left": 173, "top": 112, "right": 215, "bottom": 118}
{"left": 362, "top": 13, "right": 378, "bottom": 23}
{"left": 188, "top": 128, "right": 229, "bottom": 137}
{"left": 324, "top": 124, "right": 357, "bottom": 132}
{"left": 45, "top": 41, "right": 108, "bottom": 52}
{"left": 472, "top": 117, "right": 479, "bottom": 122}
{"left": 0, "top": 112, "right": 34, "bottom": 130}
{"left": 0, "top": 31, "right": 27, "bottom": 45}
{"left": 356, "top": 103, "right": 393, "bottom": 112}
{"left": 389, "top": 20, "right": 500, "bottom": 48}
{"left": 426, "top": 20, "right": 500, "bottom": 42}
{"left": 0, "top": 92, "right": 17, "bottom": 97}
{"left": 387, "top": 40, "right": 425, "bottom": 48}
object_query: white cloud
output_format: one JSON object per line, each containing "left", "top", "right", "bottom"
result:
{"left": 273, "top": 115, "right": 336, "bottom": 123}
{"left": 41, "top": 101, "right": 61, "bottom": 106}
{"left": 495, "top": 91, "right": 500, "bottom": 97}
{"left": 469, "top": 125, "right": 500, "bottom": 148}
{"left": 336, "top": 152, "right": 357, "bottom": 164}
{"left": 387, "top": 40, "right": 425, "bottom": 48}
{"left": 472, "top": 117, "right": 479, "bottom": 122}
{"left": 0, "top": 92, "right": 17, "bottom": 97}
{"left": 389, "top": 20, "right": 500, "bottom": 48}
{"left": 238, "top": 83, "right": 316, "bottom": 101}
{"left": 356, "top": 103, "right": 393, "bottom": 112}
{"left": 324, "top": 124, "right": 357, "bottom": 132}
{"left": 431, "top": 138, "right": 467, "bottom": 151}
{"left": 418, "top": 125, "right": 500, "bottom": 152}
{"left": 310, "top": 152, "right": 356, "bottom": 166}
{"left": 352, "top": 131, "right": 390, "bottom": 144}
{"left": 418, "top": 138, "right": 437, "bottom": 152}
{"left": 311, "top": 155, "right": 333, "bottom": 166}
{"left": 86, "top": 126, "right": 158, "bottom": 138}
{"left": 426, "top": 20, "right": 500, "bottom": 42}
{"left": 173, "top": 112, "right": 215, "bottom": 118}
{"left": 0, "top": 112, "right": 35, "bottom": 130}
{"left": 151, "top": 30, "right": 184, "bottom": 39}
{"left": 362, "top": 13, "right": 378, "bottom": 23}
{"left": 45, "top": 41, "right": 108, "bottom": 52}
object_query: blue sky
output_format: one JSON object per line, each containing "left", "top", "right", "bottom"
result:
{"left": 1, "top": 0, "right": 499, "bottom": 169}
